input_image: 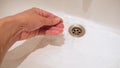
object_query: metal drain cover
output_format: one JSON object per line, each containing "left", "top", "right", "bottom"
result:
{"left": 69, "top": 24, "right": 85, "bottom": 37}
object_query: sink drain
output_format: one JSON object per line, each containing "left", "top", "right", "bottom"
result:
{"left": 68, "top": 24, "right": 85, "bottom": 37}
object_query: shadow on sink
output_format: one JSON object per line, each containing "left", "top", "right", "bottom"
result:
{"left": 1, "top": 34, "right": 65, "bottom": 68}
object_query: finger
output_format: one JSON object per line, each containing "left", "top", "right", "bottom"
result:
{"left": 27, "top": 31, "right": 36, "bottom": 38}
{"left": 20, "top": 31, "right": 29, "bottom": 40}
{"left": 51, "top": 27, "right": 63, "bottom": 33}
{"left": 32, "top": 7, "right": 57, "bottom": 18}
{"left": 50, "top": 26, "right": 63, "bottom": 32}
{"left": 45, "top": 26, "right": 63, "bottom": 35}
{"left": 32, "top": 7, "right": 63, "bottom": 26}
{"left": 46, "top": 23, "right": 64, "bottom": 32}
{"left": 42, "top": 17, "right": 63, "bottom": 26}
{"left": 56, "top": 23, "right": 64, "bottom": 28}
{"left": 45, "top": 30, "right": 60, "bottom": 35}
{"left": 39, "top": 9, "right": 57, "bottom": 18}
{"left": 38, "top": 9, "right": 63, "bottom": 24}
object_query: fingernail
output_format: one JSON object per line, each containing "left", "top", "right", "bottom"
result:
{"left": 54, "top": 18, "right": 62, "bottom": 23}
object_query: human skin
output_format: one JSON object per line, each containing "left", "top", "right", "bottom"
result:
{"left": 0, "top": 7, "right": 64, "bottom": 64}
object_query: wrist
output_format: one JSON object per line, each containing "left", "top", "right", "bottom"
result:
{"left": 0, "top": 16, "right": 22, "bottom": 49}
{"left": 0, "top": 16, "right": 22, "bottom": 63}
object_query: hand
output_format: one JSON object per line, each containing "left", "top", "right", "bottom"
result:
{"left": 14, "top": 7, "right": 64, "bottom": 40}
{"left": 0, "top": 7, "right": 64, "bottom": 63}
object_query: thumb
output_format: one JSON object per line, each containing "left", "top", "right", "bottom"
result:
{"left": 43, "top": 17, "right": 63, "bottom": 26}
{"left": 24, "top": 17, "right": 63, "bottom": 32}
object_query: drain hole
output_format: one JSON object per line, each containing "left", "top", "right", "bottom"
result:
{"left": 69, "top": 24, "right": 85, "bottom": 37}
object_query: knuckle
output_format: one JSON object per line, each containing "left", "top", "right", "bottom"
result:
{"left": 31, "top": 7, "right": 39, "bottom": 11}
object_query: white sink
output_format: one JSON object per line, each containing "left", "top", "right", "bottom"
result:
{"left": 0, "top": 0, "right": 120, "bottom": 68}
